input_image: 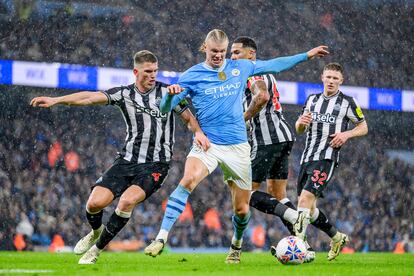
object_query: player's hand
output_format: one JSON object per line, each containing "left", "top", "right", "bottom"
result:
{"left": 30, "top": 97, "right": 58, "bottom": 108}
{"left": 307, "top": 45, "right": 329, "bottom": 59}
{"left": 329, "top": 132, "right": 349, "bottom": 148}
{"left": 297, "top": 112, "right": 312, "bottom": 127}
{"left": 194, "top": 131, "right": 211, "bottom": 151}
{"left": 250, "top": 79, "right": 267, "bottom": 95}
{"left": 167, "top": 84, "right": 184, "bottom": 95}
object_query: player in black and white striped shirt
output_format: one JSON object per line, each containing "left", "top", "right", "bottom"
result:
{"left": 30, "top": 50, "right": 210, "bottom": 264}
{"left": 293, "top": 63, "right": 368, "bottom": 261}
{"left": 230, "top": 37, "right": 298, "bottom": 233}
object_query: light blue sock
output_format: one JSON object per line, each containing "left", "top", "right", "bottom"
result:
{"left": 231, "top": 211, "right": 251, "bottom": 248}
{"left": 160, "top": 184, "right": 191, "bottom": 233}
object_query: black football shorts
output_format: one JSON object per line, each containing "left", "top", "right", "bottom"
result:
{"left": 251, "top": 141, "right": 294, "bottom": 183}
{"left": 93, "top": 157, "right": 169, "bottom": 199}
{"left": 297, "top": 159, "right": 336, "bottom": 198}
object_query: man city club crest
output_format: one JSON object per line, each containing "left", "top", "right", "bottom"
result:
{"left": 232, "top": 69, "right": 240, "bottom": 76}
{"left": 218, "top": 71, "right": 227, "bottom": 81}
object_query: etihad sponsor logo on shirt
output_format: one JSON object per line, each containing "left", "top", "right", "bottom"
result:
{"left": 135, "top": 104, "right": 167, "bottom": 118}
{"left": 204, "top": 81, "right": 241, "bottom": 98}
{"left": 311, "top": 112, "right": 337, "bottom": 124}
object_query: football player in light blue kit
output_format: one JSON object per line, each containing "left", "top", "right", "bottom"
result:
{"left": 145, "top": 29, "right": 329, "bottom": 263}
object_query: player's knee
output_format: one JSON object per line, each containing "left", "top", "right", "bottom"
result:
{"left": 117, "top": 198, "right": 137, "bottom": 212}
{"left": 180, "top": 175, "right": 197, "bottom": 192}
{"left": 252, "top": 182, "right": 261, "bottom": 191}
{"left": 86, "top": 199, "right": 106, "bottom": 213}
{"left": 234, "top": 204, "right": 250, "bottom": 217}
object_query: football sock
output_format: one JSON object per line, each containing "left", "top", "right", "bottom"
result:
{"left": 86, "top": 208, "right": 103, "bottom": 231}
{"left": 96, "top": 208, "right": 131, "bottom": 250}
{"left": 249, "top": 190, "right": 298, "bottom": 224}
{"left": 231, "top": 211, "right": 251, "bottom": 248}
{"left": 310, "top": 208, "right": 338, "bottom": 238}
{"left": 281, "top": 198, "right": 296, "bottom": 210}
{"left": 332, "top": 231, "right": 343, "bottom": 242}
{"left": 158, "top": 184, "right": 191, "bottom": 241}
{"left": 280, "top": 198, "right": 296, "bottom": 235}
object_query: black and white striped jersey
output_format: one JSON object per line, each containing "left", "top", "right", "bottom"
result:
{"left": 244, "top": 74, "right": 295, "bottom": 148}
{"left": 103, "top": 82, "right": 188, "bottom": 164}
{"left": 300, "top": 91, "right": 365, "bottom": 164}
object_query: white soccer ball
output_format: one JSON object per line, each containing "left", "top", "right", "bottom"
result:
{"left": 272, "top": 236, "right": 307, "bottom": 265}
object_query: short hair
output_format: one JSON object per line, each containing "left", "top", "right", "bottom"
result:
{"left": 134, "top": 50, "right": 158, "bottom": 67}
{"left": 323, "top": 62, "right": 344, "bottom": 75}
{"left": 233, "top": 36, "right": 257, "bottom": 51}
{"left": 199, "top": 29, "right": 229, "bottom": 52}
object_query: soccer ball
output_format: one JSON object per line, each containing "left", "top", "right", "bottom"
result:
{"left": 271, "top": 236, "right": 307, "bottom": 265}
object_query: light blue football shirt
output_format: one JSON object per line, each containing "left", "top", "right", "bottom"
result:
{"left": 161, "top": 53, "right": 308, "bottom": 145}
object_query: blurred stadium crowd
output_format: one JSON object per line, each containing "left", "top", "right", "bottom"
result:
{"left": 0, "top": 88, "right": 413, "bottom": 252}
{"left": 0, "top": 0, "right": 413, "bottom": 89}
{"left": 0, "top": 0, "right": 413, "bottom": 253}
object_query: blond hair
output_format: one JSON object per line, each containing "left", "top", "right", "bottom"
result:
{"left": 199, "top": 29, "right": 229, "bottom": 52}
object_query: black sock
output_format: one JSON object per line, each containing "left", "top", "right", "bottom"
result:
{"left": 96, "top": 212, "right": 130, "bottom": 250}
{"left": 86, "top": 210, "right": 103, "bottom": 230}
{"left": 250, "top": 191, "right": 295, "bottom": 235}
{"left": 250, "top": 191, "right": 288, "bottom": 218}
{"left": 311, "top": 209, "right": 337, "bottom": 238}
{"left": 284, "top": 200, "right": 296, "bottom": 210}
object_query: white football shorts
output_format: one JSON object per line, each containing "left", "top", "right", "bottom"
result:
{"left": 187, "top": 142, "right": 252, "bottom": 190}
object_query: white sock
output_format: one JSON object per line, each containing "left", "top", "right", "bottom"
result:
{"left": 90, "top": 244, "right": 102, "bottom": 253}
{"left": 280, "top": 198, "right": 290, "bottom": 204}
{"left": 332, "top": 231, "right": 343, "bottom": 242}
{"left": 283, "top": 209, "right": 299, "bottom": 224}
{"left": 298, "top": 207, "right": 311, "bottom": 217}
{"left": 156, "top": 229, "right": 169, "bottom": 242}
{"left": 231, "top": 237, "right": 243, "bottom": 248}
{"left": 310, "top": 208, "right": 320, "bottom": 223}
{"left": 93, "top": 224, "right": 104, "bottom": 236}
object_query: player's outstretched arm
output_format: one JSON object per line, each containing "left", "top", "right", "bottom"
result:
{"left": 30, "top": 91, "right": 108, "bottom": 108}
{"left": 244, "top": 79, "right": 269, "bottom": 121}
{"left": 329, "top": 120, "right": 368, "bottom": 148}
{"left": 179, "top": 109, "right": 211, "bottom": 151}
{"left": 252, "top": 46, "right": 329, "bottom": 75}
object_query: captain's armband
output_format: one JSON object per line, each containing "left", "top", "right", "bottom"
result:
{"left": 173, "top": 98, "right": 189, "bottom": 114}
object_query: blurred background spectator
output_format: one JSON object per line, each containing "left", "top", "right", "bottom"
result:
{"left": 0, "top": 0, "right": 413, "bottom": 89}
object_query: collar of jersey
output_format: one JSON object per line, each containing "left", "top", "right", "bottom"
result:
{"left": 323, "top": 90, "right": 341, "bottom": 100}
{"left": 202, "top": 59, "right": 227, "bottom": 72}
{"left": 134, "top": 83, "right": 155, "bottom": 95}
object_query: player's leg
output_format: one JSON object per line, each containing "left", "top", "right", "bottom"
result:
{"left": 249, "top": 143, "right": 298, "bottom": 233}
{"left": 80, "top": 162, "right": 170, "bottom": 264}
{"left": 145, "top": 151, "right": 214, "bottom": 257}
{"left": 220, "top": 142, "right": 252, "bottom": 264}
{"left": 294, "top": 189, "right": 316, "bottom": 240}
{"left": 266, "top": 141, "right": 296, "bottom": 233}
{"left": 226, "top": 181, "right": 251, "bottom": 264}
{"left": 78, "top": 185, "right": 146, "bottom": 264}
{"left": 266, "top": 142, "right": 294, "bottom": 205}
{"left": 293, "top": 163, "right": 314, "bottom": 240}
{"left": 74, "top": 186, "right": 113, "bottom": 255}
{"left": 76, "top": 157, "right": 131, "bottom": 255}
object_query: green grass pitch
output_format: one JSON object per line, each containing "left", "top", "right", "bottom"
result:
{"left": 0, "top": 252, "right": 413, "bottom": 275}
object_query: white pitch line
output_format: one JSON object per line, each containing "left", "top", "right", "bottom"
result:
{"left": 0, "top": 269, "right": 54, "bottom": 274}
